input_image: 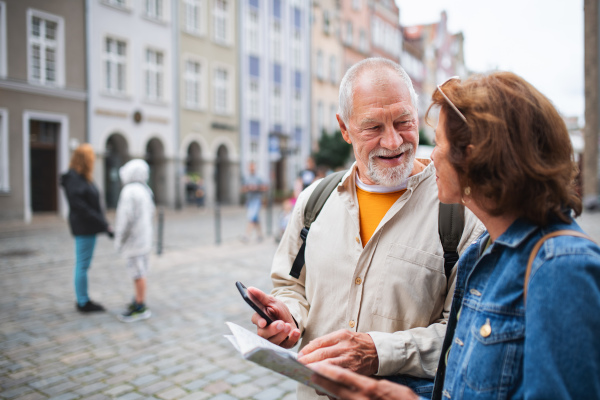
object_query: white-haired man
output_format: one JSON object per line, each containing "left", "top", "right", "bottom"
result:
{"left": 249, "top": 58, "right": 484, "bottom": 399}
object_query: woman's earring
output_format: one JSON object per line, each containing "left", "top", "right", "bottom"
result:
{"left": 461, "top": 186, "right": 471, "bottom": 204}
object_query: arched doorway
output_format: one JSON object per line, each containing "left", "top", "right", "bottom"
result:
{"left": 104, "top": 134, "right": 129, "bottom": 209}
{"left": 185, "top": 142, "right": 204, "bottom": 205}
{"left": 215, "top": 144, "right": 230, "bottom": 204}
{"left": 146, "top": 138, "right": 166, "bottom": 205}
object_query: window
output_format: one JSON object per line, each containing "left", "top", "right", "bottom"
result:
{"left": 329, "top": 55, "right": 336, "bottom": 84}
{"left": 273, "top": 63, "right": 282, "bottom": 84}
{"left": 293, "top": 7, "right": 301, "bottom": 30}
{"left": 247, "top": 8, "right": 259, "bottom": 54}
{"left": 27, "top": 10, "right": 63, "bottom": 86}
{"left": 271, "top": 21, "right": 282, "bottom": 62}
{"left": 272, "top": 0, "right": 281, "bottom": 19}
{"left": 104, "top": 37, "right": 127, "bottom": 95}
{"left": 145, "top": 49, "right": 164, "bottom": 101}
{"left": 247, "top": 80, "right": 260, "bottom": 119}
{"left": 322, "top": 10, "right": 330, "bottom": 35}
{"left": 271, "top": 86, "right": 282, "bottom": 125}
{"left": 352, "top": 0, "right": 360, "bottom": 10}
{"left": 316, "top": 50, "right": 324, "bottom": 80}
{"left": 344, "top": 21, "right": 353, "bottom": 46}
{"left": 293, "top": 91, "right": 302, "bottom": 128}
{"left": 104, "top": 0, "right": 128, "bottom": 8}
{"left": 0, "top": 2, "right": 6, "bottom": 78}
{"left": 249, "top": 55, "right": 259, "bottom": 77}
{"left": 185, "top": 59, "right": 203, "bottom": 109}
{"left": 0, "top": 109, "right": 8, "bottom": 192}
{"left": 184, "top": 0, "right": 205, "bottom": 35}
{"left": 213, "top": 0, "right": 229, "bottom": 45}
{"left": 145, "top": 0, "right": 163, "bottom": 19}
{"left": 359, "top": 29, "right": 368, "bottom": 53}
{"left": 214, "top": 66, "right": 232, "bottom": 114}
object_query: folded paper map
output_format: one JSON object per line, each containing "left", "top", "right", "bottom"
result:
{"left": 224, "top": 322, "right": 334, "bottom": 396}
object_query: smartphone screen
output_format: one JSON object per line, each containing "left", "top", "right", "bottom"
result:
{"left": 236, "top": 281, "right": 274, "bottom": 325}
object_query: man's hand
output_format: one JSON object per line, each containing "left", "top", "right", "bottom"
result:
{"left": 309, "top": 362, "right": 419, "bottom": 400}
{"left": 248, "top": 286, "right": 301, "bottom": 349}
{"left": 298, "top": 330, "right": 379, "bottom": 376}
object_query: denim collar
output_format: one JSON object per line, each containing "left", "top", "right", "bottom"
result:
{"left": 492, "top": 218, "right": 539, "bottom": 249}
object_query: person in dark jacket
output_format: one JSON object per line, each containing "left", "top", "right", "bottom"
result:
{"left": 60, "top": 143, "right": 113, "bottom": 313}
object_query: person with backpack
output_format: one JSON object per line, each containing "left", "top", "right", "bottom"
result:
{"left": 247, "top": 58, "right": 484, "bottom": 399}
{"left": 307, "top": 72, "right": 600, "bottom": 400}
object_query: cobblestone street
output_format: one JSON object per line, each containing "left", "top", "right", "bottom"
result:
{"left": 1, "top": 206, "right": 600, "bottom": 400}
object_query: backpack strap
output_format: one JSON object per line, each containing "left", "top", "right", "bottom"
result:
{"left": 438, "top": 203, "right": 465, "bottom": 279}
{"left": 289, "top": 170, "right": 347, "bottom": 279}
{"left": 524, "top": 229, "right": 595, "bottom": 304}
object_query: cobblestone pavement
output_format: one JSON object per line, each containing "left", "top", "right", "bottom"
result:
{"left": 2, "top": 206, "right": 600, "bottom": 400}
{"left": 0, "top": 205, "right": 297, "bottom": 400}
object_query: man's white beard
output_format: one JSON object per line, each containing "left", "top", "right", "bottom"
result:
{"left": 367, "top": 143, "right": 415, "bottom": 186}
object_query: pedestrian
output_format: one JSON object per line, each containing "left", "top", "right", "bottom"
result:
{"left": 60, "top": 143, "right": 113, "bottom": 313}
{"left": 308, "top": 72, "right": 600, "bottom": 399}
{"left": 114, "top": 159, "right": 155, "bottom": 322}
{"left": 247, "top": 58, "right": 484, "bottom": 399}
{"left": 299, "top": 156, "right": 317, "bottom": 190}
{"left": 240, "top": 162, "right": 268, "bottom": 243}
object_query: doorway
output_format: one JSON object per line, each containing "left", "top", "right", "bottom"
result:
{"left": 29, "top": 120, "right": 60, "bottom": 212}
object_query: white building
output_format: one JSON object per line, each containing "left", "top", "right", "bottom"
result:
{"left": 238, "top": 0, "right": 311, "bottom": 196}
{"left": 86, "top": 0, "right": 178, "bottom": 208}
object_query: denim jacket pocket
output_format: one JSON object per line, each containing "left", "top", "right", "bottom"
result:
{"left": 462, "top": 311, "right": 524, "bottom": 393}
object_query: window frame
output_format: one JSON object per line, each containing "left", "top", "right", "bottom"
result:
{"left": 26, "top": 8, "right": 65, "bottom": 87}
{"left": 103, "top": 36, "right": 128, "bottom": 96}
{"left": 183, "top": 0, "right": 205, "bottom": 36}
{"left": 145, "top": 0, "right": 164, "bottom": 20}
{"left": 213, "top": 0, "right": 231, "bottom": 46}
{"left": 144, "top": 48, "right": 165, "bottom": 102}
{"left": 213, "top": 63, "right": 234, "bottom": 115}
{"left": 183, "top": 55, "right": 206, "bottom": 110}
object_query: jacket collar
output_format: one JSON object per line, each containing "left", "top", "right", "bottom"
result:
{"left": 492, "top": 218, "right": 540, "bottom": 249}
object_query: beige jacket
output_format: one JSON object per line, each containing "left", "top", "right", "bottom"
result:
{"left": 271, "top": 161, "right": 485, "bottom": 398}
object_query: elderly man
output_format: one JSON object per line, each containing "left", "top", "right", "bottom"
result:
{"left": 249, "top": 58, "right": 484, "bottom": 399}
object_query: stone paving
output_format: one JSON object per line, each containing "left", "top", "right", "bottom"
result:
{"left": 0, "top": 205, "right": 297, "bottom": 400}
{"left": 1, "top": 205, "right": 600, "bottom": 400}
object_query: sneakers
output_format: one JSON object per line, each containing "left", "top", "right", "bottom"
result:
{"left": 76, "top": 300, "right": 105, "bottom": 313}
{"left": 118, "top": 302, "right": 151, "bottom": 323}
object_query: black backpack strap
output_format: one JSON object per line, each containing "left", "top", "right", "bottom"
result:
{"left": 438, "top": 203, "right": 465, "bottom": 279}
{"left": 289, "top": 170, "right": 346, "bottom": 279}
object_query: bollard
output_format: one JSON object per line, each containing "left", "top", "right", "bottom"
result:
{"left": 157, "top": 206, "right": 164, "bottom": 255}
{"left": 214, "top": 202, "right": 221, "bottom": 245}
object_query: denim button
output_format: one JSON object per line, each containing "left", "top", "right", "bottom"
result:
{"left": 480, "top": 318, "right": 492, "bottom": 337}
{"left": 454, "top": 337, "right": 464, "bottom": 346}
{"left": 469, "top": 288, "right": 482, "bottom": 296}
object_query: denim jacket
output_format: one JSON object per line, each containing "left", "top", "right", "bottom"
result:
{"left": 436, "top": 217, "right": 600, "bottom": 399}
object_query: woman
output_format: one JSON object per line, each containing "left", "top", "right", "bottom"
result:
{"left": 309, "top": 72, "right": 600, "bottom": 399}
{"left": 60, "top": 143, "right": 112, "bottom": 313}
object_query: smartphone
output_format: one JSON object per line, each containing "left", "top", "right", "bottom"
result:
{"left": 236, "top": 281, "right": 274, "bottom": 325}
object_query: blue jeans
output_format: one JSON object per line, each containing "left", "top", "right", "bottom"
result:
{"left": 74, "top": 235, "right": 97, "bottom": 306}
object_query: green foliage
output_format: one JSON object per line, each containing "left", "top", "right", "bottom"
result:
{"left": 419, "top": 128, "right": 432, "bottom": 146}
{"left": 312, "top": 130, "right": 352, "bottom": 170}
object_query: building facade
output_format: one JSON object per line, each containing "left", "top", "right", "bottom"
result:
{"left": 87, "top": 0, "right": 178, "bottom": 209}
{"left": 340, "top": 0, "right": 370, "bottom": 72}
{"left": 310, "top": 0, "right": 343, "bottom": 149}
{"left": 0, "top": 0, "right": 87, "bottom": 221}
{"left": 239, "top": 0, "right": 311, "bottom": 196}
{"left": 178, "top": 0, "right": 240, "bottom": 207}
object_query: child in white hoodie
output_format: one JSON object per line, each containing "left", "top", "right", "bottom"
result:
{"left": 114, "top": 159, "right": 155, "bottom": 322}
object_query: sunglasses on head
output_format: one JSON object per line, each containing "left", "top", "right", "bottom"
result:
{"left": 436, "top": 76, "right": 467, "bottom": 124}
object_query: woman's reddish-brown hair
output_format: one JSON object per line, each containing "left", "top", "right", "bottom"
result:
{"left": 69, "top": 143, "right": 95, "bottom": 182}
{"left": 426, "top": 71, "right": 582, "bottom": 226}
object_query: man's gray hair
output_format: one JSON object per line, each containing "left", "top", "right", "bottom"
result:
{"left": 338, "top": 58, "right": 419, "bottom": 124}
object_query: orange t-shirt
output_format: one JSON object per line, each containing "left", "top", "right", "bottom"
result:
{"left": 356, "top": 186, "right": 406, "bottom": 245}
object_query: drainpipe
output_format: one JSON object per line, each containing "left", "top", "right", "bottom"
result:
{"left": 172, "top": 0, "right": 182, "bottom": 209}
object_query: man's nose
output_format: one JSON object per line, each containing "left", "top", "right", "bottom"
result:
{"left": 380, "top": 124, "right": 403, "bottom": 150}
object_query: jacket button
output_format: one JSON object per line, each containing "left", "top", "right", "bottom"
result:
{"left": 480, "top": 319, "right": 492, "bottom": 337}
{"left": 355, "top": 236, "right": 360, "bottom": 244}
{"left": 355, "top": 277, "right": 362, "bottom": 285}
{"left": 349, "top": 320, "right": 355, "bottom": 328}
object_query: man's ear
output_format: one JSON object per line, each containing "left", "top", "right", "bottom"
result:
{"left": 337, "top": 115, "right": 351, "bottom": 144}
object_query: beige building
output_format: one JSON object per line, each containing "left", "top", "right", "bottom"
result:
{"left": 311, "top": 0, "right": 344, "bottom": 150}
{"left": 178, "top": 0, "right": 240, "bottom": 206}
{"left": 340, "top": 0, "right": 371, "bottom": 72}
{"left": 0, "top": 0, "right": 87, "bottom": 221}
